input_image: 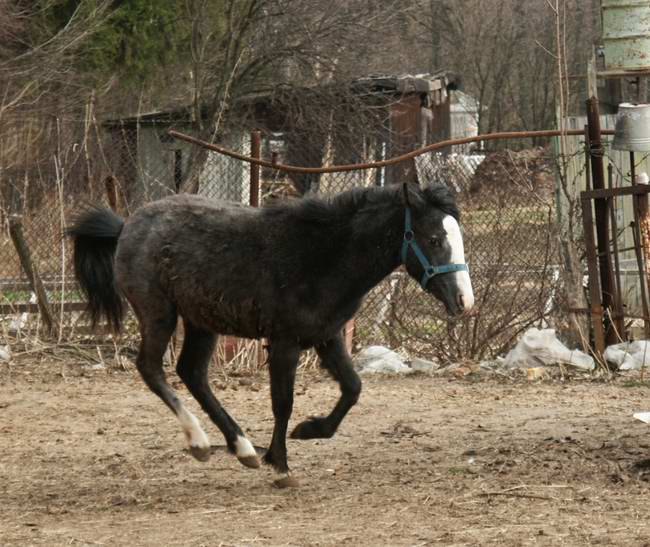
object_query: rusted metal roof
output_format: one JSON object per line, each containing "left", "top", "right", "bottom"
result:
{"left": 103, "top": 73, "right": 460, "bottom": 127}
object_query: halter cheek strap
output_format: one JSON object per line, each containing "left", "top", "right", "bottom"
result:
{"left": 401, "top": 208, "right": 469, "bottom": 289}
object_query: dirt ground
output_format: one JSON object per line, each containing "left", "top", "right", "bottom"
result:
{"left": 2, "top": 358, "right": 650, "bottom": 547}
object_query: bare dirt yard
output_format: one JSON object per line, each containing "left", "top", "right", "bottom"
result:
{"left": 2, "top": 357, "right": 650, "bottom": 547}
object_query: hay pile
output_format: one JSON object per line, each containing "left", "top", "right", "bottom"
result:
{"left": 469, "top": 147, "right": 556, "bottom": 203}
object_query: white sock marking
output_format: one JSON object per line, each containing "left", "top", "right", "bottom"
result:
{"left": 235, "top": 435, "right": 257, "bottom": 459}
{"left": 177, "top": 405, "right": 210, "bottom": 449}
{"left": 442, "top": 215, "right": 474, "bottom": 310}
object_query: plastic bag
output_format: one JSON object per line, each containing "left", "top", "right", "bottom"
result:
{"left": 354, "top": 346, "right": 413, "bottom": 375}
{"left": 503, "top": 328, "right": 595, "bottom": 371}
{"left": 604, "top": 341, "right": 650, "bottom": 371}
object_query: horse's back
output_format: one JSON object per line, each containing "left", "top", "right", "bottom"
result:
{"left": 114, "top": 194, "right": 269, "bottom": 335}
{"left": 112, "top": 193, "right": 359, "bottom": 342}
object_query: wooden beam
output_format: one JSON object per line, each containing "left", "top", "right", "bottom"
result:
{"left": 8, "top": 216, "right": 57, "bottom": 334}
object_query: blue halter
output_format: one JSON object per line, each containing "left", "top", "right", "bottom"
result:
{"left": 401, "top": 208, "right": 469, "bottom": 289}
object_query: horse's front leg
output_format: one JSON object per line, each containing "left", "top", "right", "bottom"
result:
{"left": 291, "top": 333, "right": 361, "bottom": 440}
{"left": 264, "top": 339, "right": 300, "bottom": 484}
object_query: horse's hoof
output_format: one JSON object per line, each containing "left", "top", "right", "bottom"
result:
{"left": 290, "top": 418, "right": 332, "bottom": 440}
{"left": 238, "top": 454, "right": 261, "bottom": 469}
{"left": 273, "top": 474, "right": 300, "bottom": 489}
{"left": 189, "top": 445, "right": 212, "bottom": 462}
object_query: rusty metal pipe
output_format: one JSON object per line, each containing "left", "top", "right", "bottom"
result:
{"left": 168, "top": 128, "right": 615, "bottom": 175}
{"left": 608, "top": 163, "right": 625, "bottom": 340}
{"left": 249, "top": 131, "right": 261, "bottom": 207}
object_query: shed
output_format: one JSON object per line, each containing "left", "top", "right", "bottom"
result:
{"left": 102, "top": 72, "right": 477, "bottom": 204}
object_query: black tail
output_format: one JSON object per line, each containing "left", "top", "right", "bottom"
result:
{"left": 66, "top": 205, "right": 125, "bottom": 332}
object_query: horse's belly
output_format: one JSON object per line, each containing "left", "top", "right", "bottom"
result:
{"left": 175, "top": 292, "right": 266, "bottom": 339}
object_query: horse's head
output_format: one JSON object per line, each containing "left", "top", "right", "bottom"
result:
{"left": 400, "top": 183, "right": 474, "bottom": 316}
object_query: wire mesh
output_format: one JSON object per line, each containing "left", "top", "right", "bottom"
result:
{"left": 0, "top": 116, "right": 571, "bottom": 361}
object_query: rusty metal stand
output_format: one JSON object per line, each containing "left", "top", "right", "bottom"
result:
{"left": 581, "top": 196, "right": 607, "bottom": 355}
{"left": 633, "top": 153, "right": 650, "bottom": 338}
{"left": 586, "top": 97, "right": 620, "bottom": 345}
{"left": 582, "top": 185, "right": 650, "bottom": 357}
{"left": 607, "top": 164, "right": 625, "bottom": 339}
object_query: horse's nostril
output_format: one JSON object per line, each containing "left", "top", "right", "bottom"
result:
{"left": 457, "top": 293, "right": 465, "bottom": 310}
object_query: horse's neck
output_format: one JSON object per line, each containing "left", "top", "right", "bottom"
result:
{"left": 339, "top": 201, "right": 403, "bottom": 298}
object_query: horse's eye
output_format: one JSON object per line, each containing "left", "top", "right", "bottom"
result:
{"left": 430, "top": 236, "right": 442, "bottom": 247}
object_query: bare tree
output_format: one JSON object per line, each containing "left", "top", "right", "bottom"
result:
{"left": 411, "top": 0, "right": 600, "bottom": 136}
{"left": 0, "top": 1, "right": 112, "bottom": 118}
{"left": 178, "top": 0, "right": 414, "bottom": 192}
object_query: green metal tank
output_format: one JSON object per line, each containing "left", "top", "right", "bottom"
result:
{"left": 602, "top": 0, "right": 650, "bottom": 71}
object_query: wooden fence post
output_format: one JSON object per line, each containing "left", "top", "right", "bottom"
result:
{"left": 8, "top": 215, "right": 57, "bottom": 334}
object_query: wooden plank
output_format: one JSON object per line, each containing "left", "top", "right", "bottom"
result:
{"left": 0, "top": 278, "right": 78, "bottom": 292}
{"left": 0, "top": 302, "right": 86, "bottom": 314}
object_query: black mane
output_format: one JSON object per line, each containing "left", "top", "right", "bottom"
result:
{"left": 266, "top": 183, "right": 458, "bottom": 225}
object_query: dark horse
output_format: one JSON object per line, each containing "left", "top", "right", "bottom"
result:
{"left": 67, "top": 182, "right": 474, "bottom": 483}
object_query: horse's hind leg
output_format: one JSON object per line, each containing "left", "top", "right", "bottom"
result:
{"left": 291, "top": 333, "right": 361, "bottom": 440}
{"left": 176, "top": 320, "right": 260, "bottom": 469}
{"left": 134, "top": 306, "right": 211, "bottom": 462}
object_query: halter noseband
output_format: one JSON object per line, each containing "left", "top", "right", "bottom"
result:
{"left": 401, "top": 208, "right": 469, "bottom": 289}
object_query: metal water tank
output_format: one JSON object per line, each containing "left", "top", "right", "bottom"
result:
{"left": 612, "top": 102, "right": 650, "bottom": 150}
{"left": 602, "top": 0, "right": 650, "bottom": 71}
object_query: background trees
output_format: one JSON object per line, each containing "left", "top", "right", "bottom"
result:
{"left": 0, "top": 1, "right": 611, "bottom": 143}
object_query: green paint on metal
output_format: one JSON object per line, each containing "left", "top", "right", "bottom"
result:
{"left": 602, "top": 0, "right": 650, "bottom": 71}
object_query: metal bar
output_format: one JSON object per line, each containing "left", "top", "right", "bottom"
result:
{"left": 581, "top": 196, "right": 606, "bottom": 356}
{"left": 581, "top": 184, "right": 650, "bottom": 201}
{"left": 597, "top": 245, "right": 638, "bottom": 255}
{"left": 587, "top": 97, "right": 617, "bottom": 345}
{"left": 632, "top": 193, "right": 650, "bottom": 337}
{"left": 168, "top": 128, "right": 615, "bottom": 175}
{"left": 608, "top": 164, "right": 626, "bottom": 339}
{"left": 584, "top": 125, "right": 591, "bottom": 190}
{"left": 567, "top": 307, "right": 650, "bottom": 323}
{"left": 634, "top": 160, "right": 650, "bottom": 338}
{"left": 567, "top": 307, "right": 604, "bottom": 316}
{"left": 248, "top": 130, "right": 265, "bottom": 367}
{"left": 249, "top": 131, "right": 261, "bottom": 207}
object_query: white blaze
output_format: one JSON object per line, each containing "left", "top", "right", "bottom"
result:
{"left": 442, "top": 215, "right": 474, "bottom": 310}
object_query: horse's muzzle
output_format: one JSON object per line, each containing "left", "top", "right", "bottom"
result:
{"left": 431, "top": 271, "right": 474, "bottom": 317}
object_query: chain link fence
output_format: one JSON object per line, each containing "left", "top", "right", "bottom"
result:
{"left": 0, "top": 115, "right": 574, "bottom": 362}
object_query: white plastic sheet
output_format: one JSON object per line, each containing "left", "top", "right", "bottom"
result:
{"left": 354, "top": 346, "right": 413, "bottom": 375}
{"left": 604, "top": 341, "right": 650, "bottom": 371}
{"left": 503, "top": 328, "right": 595, "bottom": 371}
{"left": 0, "top": 345, "right": 11, "bottom": 362}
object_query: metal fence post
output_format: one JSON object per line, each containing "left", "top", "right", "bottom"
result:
{"left": 586, "top": 96, "right": 618, "bottom": 345}
{"left": 249, "top": 130, "right": 264, "bottom": 365}
{"left": 580, "top": 196, "right": 606, "bottom": 357}
{"left": 250, "top": 131, "right": 261, "bottom": 207}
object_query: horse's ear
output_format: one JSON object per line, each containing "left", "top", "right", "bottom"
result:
{"left": 401, "top": 183, "right": 411, "bottom": 207}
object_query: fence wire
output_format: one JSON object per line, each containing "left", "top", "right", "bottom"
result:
{"left": 0, "top": 117, "right": 579, "bottom": 362}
